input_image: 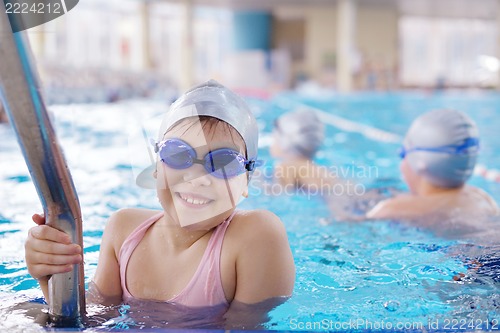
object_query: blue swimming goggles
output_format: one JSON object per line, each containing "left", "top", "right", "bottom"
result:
{"left": 154, "top": 138, "right": 256, "bottom": 179}
{"left": 398, "top": 137, "right": 479, "bottom": 159}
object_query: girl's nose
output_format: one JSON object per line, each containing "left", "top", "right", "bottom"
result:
{"left": 183, "top": 165, "right": 212, "bottom": 186}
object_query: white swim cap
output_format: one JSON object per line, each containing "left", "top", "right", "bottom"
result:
{"left": 403, "top": 109, "right": 479, "bottom": 188}
{"left": 136, "top": 80, "right": 259, "bottom": 189}
{"left": 274, "top": 108, "right": 325, "bottom": 159}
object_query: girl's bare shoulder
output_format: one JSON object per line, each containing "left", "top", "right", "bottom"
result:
{"left": 230, "top": 209, "right": 283, "bottom": 227}
{"left": 105, "top": 208, "right": 162, "bottom": 239}
{"left": 225, "top": 209, "right": 287, "bottom": 246}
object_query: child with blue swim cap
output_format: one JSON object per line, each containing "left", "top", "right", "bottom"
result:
{"left": 24, "top": 80, "right": 295, "bottom": 323}
{"left": 367, "top": 109, "right": 498, "bottom": 224}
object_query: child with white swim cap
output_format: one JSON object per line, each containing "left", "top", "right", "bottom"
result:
{"left": 271, "top": 108, "right": 329, "bottom": 188}
{"left": 367, "top": 109, "right": 498, "bottom": 223}
{"left": 24, "top": 80, "right": 295, "bottom": 322}
{"left": 272, "top": 108, "right": 325, "bottom": 161}
{"left": 270, "top": 108, "right": 358, "bottom": 219}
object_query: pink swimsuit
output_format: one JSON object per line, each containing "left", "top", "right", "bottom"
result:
{"left": 118, "top": 211, "right": 235, "bottom": 308}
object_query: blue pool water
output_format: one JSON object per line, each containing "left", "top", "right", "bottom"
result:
{"left": 0, "top": 91, "right": 499, "bottom": 331}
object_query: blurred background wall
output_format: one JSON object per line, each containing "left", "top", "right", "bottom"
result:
{"left": 23, "top": 0, "right": 500, "bottom": 104}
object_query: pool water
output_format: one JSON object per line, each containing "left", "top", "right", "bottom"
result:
{"left": 0, "top": 91, "right": 499, "bottom": 331}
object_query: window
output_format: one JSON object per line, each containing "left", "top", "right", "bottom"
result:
{"left": 399, "top": 16, "right": 498, "bottom": 88}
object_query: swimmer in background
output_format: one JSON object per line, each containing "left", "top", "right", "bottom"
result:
{"left": 270, "top": 108, "right": 329, "bottom": 190}
{"left": 366, "top": 109, "right": 499, "bottom": 235}
{"left": 269, "top": 108, "right": 359, "bottom": 220}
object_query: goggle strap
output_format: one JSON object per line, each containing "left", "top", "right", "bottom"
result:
{"left": 400, "top": 137, "right": 480, "bottom": 158}
{"left": 151, "top": 139, "right": 160, "bottom": 153}
{"left": 245, "top": 160, "right": 256, "bottom": 172}
{"left": 459, "top": 137, "right": 480, "bottom": 152}
{"left": 243, "top": 159, "right": 264, "bottom": 172}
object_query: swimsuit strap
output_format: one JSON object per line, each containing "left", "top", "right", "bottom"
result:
{"left": 169, "top": 210, "right": 236, "bottom": 306}
{"left": 118, "top": 212, "right": 164, "bottom": 299}
{"left": 119, "top": 210, "right": 237, "bottom": 307}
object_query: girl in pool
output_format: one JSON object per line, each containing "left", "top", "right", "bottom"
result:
{"left": 366, "top": 109, "right": 498, "bottom": 229}
{"left": 24, "top": 80, "right": 295, "bottom": 314}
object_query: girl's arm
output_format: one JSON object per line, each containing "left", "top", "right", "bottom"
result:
{"left": 223, "top": 210, "right": 295, "bottom": 329}
{"left": 232, "top": 210, "right": 295, "bottom": 303}
{"left": 91, "top": 209, "right": 128, "bottom": 304}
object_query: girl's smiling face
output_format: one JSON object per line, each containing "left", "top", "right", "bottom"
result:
{"left": 155, "top": 117, "right": 249, "bottom": 230}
